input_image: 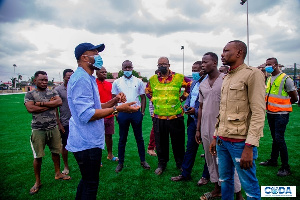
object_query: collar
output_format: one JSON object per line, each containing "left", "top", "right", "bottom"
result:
{"left": 228, "top": 63, "right": 247, "bottom": 74}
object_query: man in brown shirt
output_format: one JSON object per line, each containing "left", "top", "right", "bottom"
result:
{"left": 209, "top": 40, "right": 265, "bottom": 199}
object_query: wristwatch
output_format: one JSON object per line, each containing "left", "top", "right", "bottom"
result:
{"left": 112, "top": 106, "right": 118, "bottom": 115}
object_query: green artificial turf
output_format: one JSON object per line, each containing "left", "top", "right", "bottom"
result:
{"left": 0, "top": 93, "right": 299, "bottom": 199}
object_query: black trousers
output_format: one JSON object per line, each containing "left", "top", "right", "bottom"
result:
{"left": 153, "top": 117, "right": 185, "bottom": 169}
{"left": 73, "top": 148, "right": 102, "bottom": 200}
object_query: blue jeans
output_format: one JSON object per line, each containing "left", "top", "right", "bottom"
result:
{"left": 73, "top": 148, "right": 102, "bottom": 200}
{"left": 117, "top": 111, "right": 146, "bottom": 164}
{"left": 216, "top": 137, "right": 260, "bottom": 200}
{"left": 267, "top": 113, "right": 290, "bottom": 168}
{"left": 181, "top": 121, "right": 210, "bottom": 179}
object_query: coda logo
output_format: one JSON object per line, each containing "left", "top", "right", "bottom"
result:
{"left": 261, "top": 186, "right": 296, "bottom": 197}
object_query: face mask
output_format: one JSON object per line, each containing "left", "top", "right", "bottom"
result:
{"left": 158, "top": 66, "right": 168, "bottom": 75}
{"left": 93, "top": 55, "right": 103, "bottom": 69}
{"left": 84, "top": 54, "right": 103, "bottom": 69}
{"left": 265, "top": 65, "right": 274, "bottom": 73}
{"left": 123, "top": 70, "right": 132, "bottom": 77}
{"left": 192, "top": 72, "right": 201, "bottom": 81}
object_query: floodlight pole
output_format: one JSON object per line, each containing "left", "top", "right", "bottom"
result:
{"left": 13, "top": 64, "right": 17, "bottom": 88}
{"left": 294, "top": 63, "right": 296, "bottom": 85}
{"left": 246, "top": 0, "right": 249, "bottom": 66}
{"left": 181, "top": 46, "right": 185, "bottom": 75}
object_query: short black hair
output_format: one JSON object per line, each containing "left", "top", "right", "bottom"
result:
{"left": 266, "top": 57, "right": 278, "bottom": 65}
{"left": 193, "top": 61, "right": 202, "bottom": 66}
{"left": 203, "top": 52, "right": 218, "bottom": 64}
{"left": 34, "top": 71, "right": 47, "bottom": 78}
{"left": 122, "top": 60, "right": 132, "bottom": 66}
{"left": 229, "top": 40, "right": 247, "bottom": 59}
{"left": 63, "top": 69, "right": 74, "bottom": 78}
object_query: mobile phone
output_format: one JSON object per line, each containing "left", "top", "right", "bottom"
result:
{"left": 185, "top": 107, "right": 192, "bottom": 112}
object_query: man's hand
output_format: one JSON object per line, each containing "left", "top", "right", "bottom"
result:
{"left": 117, "top": 102, "right": 140, "bottom": 113}
{"left": 209, "top": 138, "right": 217, "bottom": 156}
{"left": 240, "top": 145, "right": 253, "bottom": 170}
{"left": 195, "top": 130, "right": 202, "bottom": 144}
{"left": 116, "top": 92, "right": 127, "bottom": 103}
{"left": 58, "top": 122, "right": 65, "bottom": 133}
{"left": 185, "top": 107, "right": 195, "bottom": 115}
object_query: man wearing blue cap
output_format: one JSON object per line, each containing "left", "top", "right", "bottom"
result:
{"left": 67, "top": 43, "right": 140, "bottom": 200}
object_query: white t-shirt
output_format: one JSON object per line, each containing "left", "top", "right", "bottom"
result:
{"left": 112, "top": 76, "right": 145, "bottom": 106}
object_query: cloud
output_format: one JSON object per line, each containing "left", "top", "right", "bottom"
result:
{"left": 0, "top": 0, "right": 299, "bottom": 83}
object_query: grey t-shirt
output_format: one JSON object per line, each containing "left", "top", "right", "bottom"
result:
{"left": 55, "top": 84, "right": 71, "bottom": 126}
{"left": 24, "top": 89, "right": 59, "bottom": 130}
{"left": 267, "top": 73, "right": 296, "bottom": 114}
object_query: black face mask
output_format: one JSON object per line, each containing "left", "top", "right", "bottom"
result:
{"left": 158, "top": 66, "right": 168, "bottom": 75}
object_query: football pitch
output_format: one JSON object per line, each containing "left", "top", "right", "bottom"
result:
{"left": 0, "top": 93, "right": 299, "bottom": 199}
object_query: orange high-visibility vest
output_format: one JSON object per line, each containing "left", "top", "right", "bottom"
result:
{"left": 265, "top": 73, "right": 292, "bottom": 112}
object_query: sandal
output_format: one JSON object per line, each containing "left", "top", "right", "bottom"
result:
{"left": 29, "top": 184, "right": 42, "bottom": 195}
{"left": 200, "top": 192, "right": 221, "bottom": 200}
{"left": 61, "top": 169, "right": 69, "bottom": 175}
{"left": 107, "top": 156, "right": 119, "bottom": 161}
{"left": 55, "top": 174, "right": 71, "bottom": 180}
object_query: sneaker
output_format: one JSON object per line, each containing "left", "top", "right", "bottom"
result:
{"left": 171, "top": 175, "right": 191, "bottom": 182}
{"left": 259, "top": 160, "right": 278, "bottom": 166}
{"left": 197, "top": 177, "right": 209, "bottom": 186}
{"left": 115, "top": 163, "right": 124, "bottom": 173}
{"left": 277, "top": 168, "right": 291, "bottom": 176}
{"left": 141, "top": 161, "right": 151, "bottom": 169}
{"left": 155, "top": 167, "right": 164, "bottom": 175}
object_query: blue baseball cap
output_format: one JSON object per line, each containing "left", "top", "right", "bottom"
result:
{"left": 74, "top": 43, "right": 105, "bottom": 60}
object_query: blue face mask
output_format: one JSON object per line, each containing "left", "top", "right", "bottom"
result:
{"left": 192, "top": 72, "right": 201, "bottom": 81}
{"left": 93, "top": 55, "right": 103, "bottom": 69}
{"left": 265, "top": 66, "right": 274, "bottom": 73}
{"left": 123, "top": 70, "right": 132, "bottom": 77}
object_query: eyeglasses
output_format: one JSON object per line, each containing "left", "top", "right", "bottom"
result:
{"left": 99, "top": 71, "right": 107, "bottom": 73}
{"left": 157, "top": 63, "right": 169, "bottom": 67}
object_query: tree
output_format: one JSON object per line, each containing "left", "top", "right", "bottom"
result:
{"left": 10, "top": 77, "right": 16, "bottom": 88}
{"left": 30, "top": 76, "right": 34, "bottom": 85}
{"left": 117, "top": 70, "right": 141, "bottom": 78}
{"left": 48, "top": 78, "right": 54, "bottom": 86}
{"left": 107, "top": 72, "right": 114, "bottom": 79}
{"left": 142, "top": 77, "right": 148, "bottom": 82}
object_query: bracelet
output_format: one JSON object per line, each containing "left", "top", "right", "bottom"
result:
{"left": 112, "top": 106, "right": 118, "bottom": 115}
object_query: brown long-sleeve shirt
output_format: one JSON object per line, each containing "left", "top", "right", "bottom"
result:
{"left": 214, "top": 63, "right": 266, "bottom": 147}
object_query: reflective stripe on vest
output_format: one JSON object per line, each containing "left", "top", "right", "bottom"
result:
{"left": 265, "top": 73, "right": 292, "bottom": 112}
{"left": 150, "top": 73, "right": 184, "bottom": 116}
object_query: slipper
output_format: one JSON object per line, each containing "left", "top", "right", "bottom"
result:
{"left": 107, "top": 156, "right": 119, "bottom": 161}
{"left": 55, "top": 174, "right": 71, "bottom": 180}
{"left": 62, "top": 169, "right": 69, "bottom": 175}
{"left": 200, "top": 192, "right": 221, "bottom": 200}
{"left": 29, "top": 184, "right": 42, "bottom": 195}
{"left": 147, "top": 149, "right": 157, "bottom": 156}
